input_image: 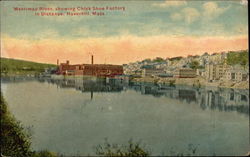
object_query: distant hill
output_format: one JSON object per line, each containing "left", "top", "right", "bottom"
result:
{"left": 0, "top": 58, "right": 56, "bottom": 76}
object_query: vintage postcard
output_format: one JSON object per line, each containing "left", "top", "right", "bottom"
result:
{"left": 0, "top": 0, "right": 249, "bottom": 156}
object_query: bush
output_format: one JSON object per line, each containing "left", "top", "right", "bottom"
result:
{"left": 169, "top": 56, "right": 183, "bottom": 61}
{"left": 0, "top": 93, "right": 32, "bottom": 157}
{"left": 95, "top": 139, "right": 150, "bottom": 157}
{"left": 169, "top": 80, "right": 176, "bottom": 86}
{"left": 226, "top": 50, "right": 249, "bottom": 68}
{"left": 0, "top": 94, "right": 59, "bottom": 157}
{"left": 32, "top": 150, "right": 59, "bottom": 157}
{"left": 189, "top": 60, "right": 200, "bottom": 69}
{"left": 152, "top": 57, "right": 165, "bottom": 63}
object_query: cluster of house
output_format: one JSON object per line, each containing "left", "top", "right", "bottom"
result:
{"left": 129, "top": 65, "right": 197, "bottom": 78}
{"left": 128, "top": 63, "right": 249, "bottom": 82}
{"left": 124, "top": 51, "right": 249, "bottom": 82}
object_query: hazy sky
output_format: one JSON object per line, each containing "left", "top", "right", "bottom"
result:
{"left": 1, "top": 0, "right": 248, "bottom": 65}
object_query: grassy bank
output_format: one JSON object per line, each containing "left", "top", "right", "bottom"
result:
{"left": 0, "top": 58, "right": 56, "bottom": 76}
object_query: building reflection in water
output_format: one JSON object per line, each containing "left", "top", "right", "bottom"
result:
{"left": 130, "top": 82, "right": 249, "bottom": 116}
{"left": 33, "top": 78, "right": 250, "bottom": 116}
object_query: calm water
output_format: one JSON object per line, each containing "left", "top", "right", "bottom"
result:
{"left": 1, "top": 77, "right": 249, "bottom": 156}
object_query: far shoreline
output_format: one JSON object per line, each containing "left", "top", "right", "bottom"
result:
{"left": 1, "top": 74, "right": 249, "bottom": 90}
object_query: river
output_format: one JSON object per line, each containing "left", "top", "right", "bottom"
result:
{"left": 1, "top": 77, "right": 249, "bottom": 156}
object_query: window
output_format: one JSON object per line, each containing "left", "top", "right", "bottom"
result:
{"left": 231, "top": 73, "right": 235, "bottom": 80}
{"left": 242, "top": 74, "right": 247, "bottom": 81}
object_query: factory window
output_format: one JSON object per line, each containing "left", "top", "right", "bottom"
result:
{"left": 241, "top": 95, "right": 247, "bottom": 101}
{"left": 230, "top": 93, "right": 234, "bottom": 101}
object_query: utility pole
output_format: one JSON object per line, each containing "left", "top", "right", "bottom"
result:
{"left": 91, "top": 55, "right": 94, "bottom": 65}
{"left": 91, "top": 54, "right": 94, "bottom": 76}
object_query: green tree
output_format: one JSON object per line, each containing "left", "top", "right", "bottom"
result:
{"left": 226, "top": 50, "right": 249, "bottom": 68}
{"left": 142, "top": 58, "right": 151, "bottom": 63}
{"left": 153, "top": 57, "right": 165, "bottom": 62}
{"left": 239, "top": 51, "right": 248, "bottom": 69}
{"left": 169, "top": 56, "right": 183, "bottom": 61}
{"left": 189, "top": 60, "right": 200, "bottom": 69}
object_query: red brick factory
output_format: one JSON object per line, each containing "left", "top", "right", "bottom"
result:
{"left": 56, "top": 55, "right": 123, "bottom": 77}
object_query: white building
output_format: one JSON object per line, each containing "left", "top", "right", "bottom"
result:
{"left": 223, "top": 69, "right": 249, "bottom": 82}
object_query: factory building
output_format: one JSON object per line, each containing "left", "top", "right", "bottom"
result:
{"left": 56, "top": 56, "right": 123, "bottom": 77}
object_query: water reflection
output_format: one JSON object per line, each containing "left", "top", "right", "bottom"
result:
{"left": 41, "top": 78, "right": 124, "bottom": 93}
{"left": 1, "top": 77, "right": 249, "bottom": 155}
{"left": 127, "top": 81, "right": 249, "bottom": 115}
{"left": 133, "top": 83, "right": 249, "bottom": 116}
{"left": 2, "top": 77, "right": 249, "bottom": 116}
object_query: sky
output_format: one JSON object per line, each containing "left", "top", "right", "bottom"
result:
{"left": 1, "top": 0, "right": 248, "bottom": 65}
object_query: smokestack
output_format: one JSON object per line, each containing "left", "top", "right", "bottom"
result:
{"left": 91, "top": 55, "right": 94, "bottom": 65}
{"left": 57, "top": 59, "right": 59, "bottom": 66}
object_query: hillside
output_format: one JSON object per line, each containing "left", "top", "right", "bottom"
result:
{"left": 124, "top": 50, "right": 249, "bottom": 75}
{"left": 1, "top": 58, "right": 56, "bottom": 76}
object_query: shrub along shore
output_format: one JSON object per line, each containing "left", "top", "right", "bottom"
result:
{"left": 0, "top": 93, "right": 58, "bottom": 157}
{"left": 0, "top": 93, "right": 150, "bottom": 157}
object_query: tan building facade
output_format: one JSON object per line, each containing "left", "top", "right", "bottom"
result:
{"left": 205, "top": 64, "right": 230, "bottom": 81}
{"left": 142, "top": 68, "right": 164, "bottom": 77}
{"left": 174, "top": 68, "right": 196, "bottom": 78}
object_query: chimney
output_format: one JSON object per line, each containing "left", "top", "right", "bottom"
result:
{"left": 91, "top": 55, "right": 94, "bottom": 65}
{"left": 57, "top": 59, "right": 59, "bottom": 66}
{"left": 66, "top": 60, "right": 69, "bottom": 64}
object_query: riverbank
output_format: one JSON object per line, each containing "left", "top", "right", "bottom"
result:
{"left": 131, "top": 76, "right": 249, "bottom": 90}
{"left": 1, "top": 93, "right": 59, "bottom": 157}
{"left": 1, "top": 93, "right": 150, "bottom": 156}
